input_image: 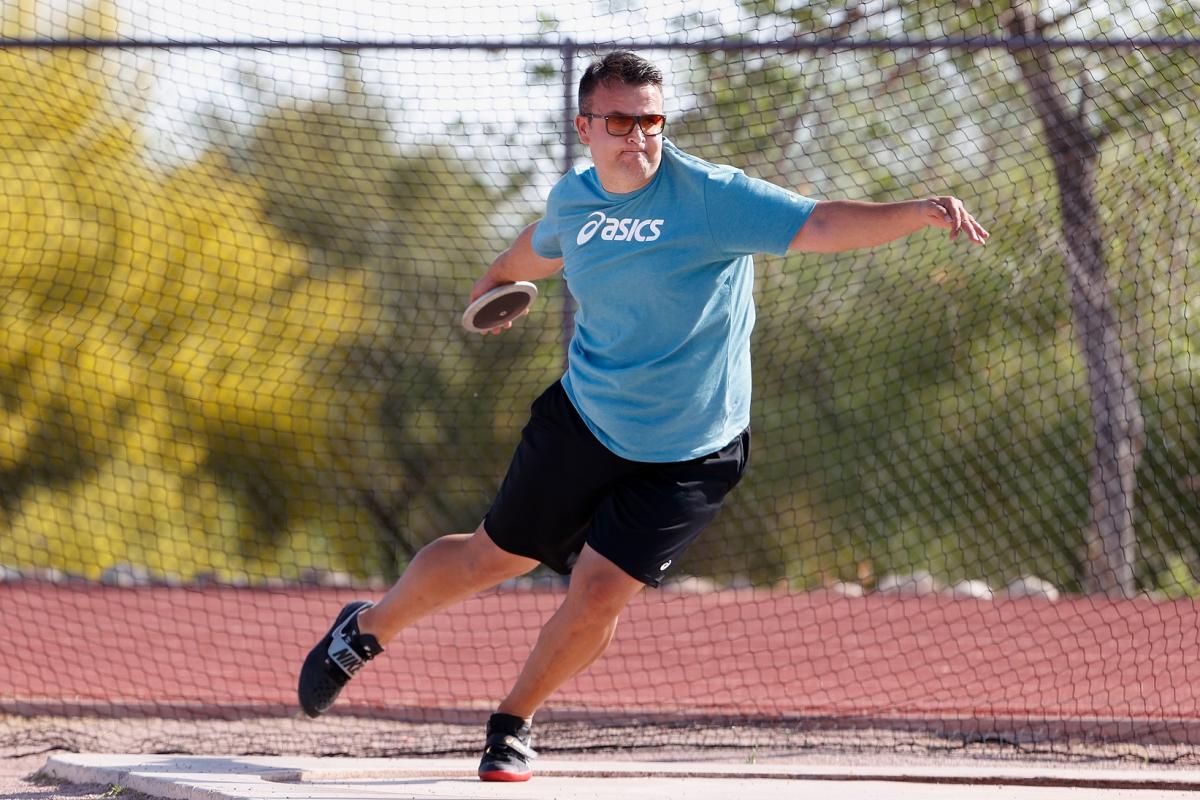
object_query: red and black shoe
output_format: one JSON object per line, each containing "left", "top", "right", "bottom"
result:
{"left": 297, "top": 600, "right": 383, "bottom": 718}
{"left": 477, "top": 713, "right": 537, "bottom": 782}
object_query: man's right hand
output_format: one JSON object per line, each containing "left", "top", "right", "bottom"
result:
{"left": 468, "top": 274, "right": 524, "bottom": 335}
{"left": 469, "top": 222, "right": 563, "bottom": 335}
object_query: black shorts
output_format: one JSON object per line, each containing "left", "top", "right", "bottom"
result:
{"left": 483, "top": 381, "right": 750, "bottom": 587}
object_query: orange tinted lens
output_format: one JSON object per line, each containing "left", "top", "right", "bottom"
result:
{"left": 640, "top": 114, "right": 666, "bottom": 134}
{"left": 604, "top": 114, "right": 636, "bottom": 135}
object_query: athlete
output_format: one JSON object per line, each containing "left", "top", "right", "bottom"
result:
{"left": 298, "top": 51, "right": 988, "bottom": 782}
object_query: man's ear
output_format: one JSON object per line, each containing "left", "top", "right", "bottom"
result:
{"left": 575, "top": 114, "right": 590, "bottom": 145}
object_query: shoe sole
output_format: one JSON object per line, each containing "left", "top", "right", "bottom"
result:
{"left": 478, "top": 769, "right": 532, "bottom": 782}
{"left": 297, "top": 600, "right": 373, "bottom": 718}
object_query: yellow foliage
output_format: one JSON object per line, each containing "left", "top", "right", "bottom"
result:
{"left": 0, "top": 2, "right": 391, "bottom": 581}
{"left": 0, "top": 1, "right": 119, "bottom": 152}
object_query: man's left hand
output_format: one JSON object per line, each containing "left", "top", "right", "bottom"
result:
{"left": 923, "top": 196, "right": 989, "bottom": 245}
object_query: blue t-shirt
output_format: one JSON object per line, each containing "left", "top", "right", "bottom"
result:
{"left": 531, "top": 139, "right": 816, "bottom": 462}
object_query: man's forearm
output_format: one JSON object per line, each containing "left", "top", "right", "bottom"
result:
{"left": 471, "top": 223, "right": 565, "bottom": 306}
{"left": 484, "top": 223, "right": 564, "bottom": 284}
{"left": 790, "top": 196, "right": 987, "bottom": 252}
{"left": 791, "top": 199, "right": 930, "bottom": 253}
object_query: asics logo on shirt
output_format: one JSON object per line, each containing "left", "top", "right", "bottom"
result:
{"left": 576, "top": 211, "right": 665, "bottom": 245}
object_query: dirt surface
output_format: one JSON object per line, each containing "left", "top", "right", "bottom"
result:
{"left": 5, "top": 713, "right": 1199, "bottom": 800}
{"left": 1, "top": 752, "right": 155, "bottom": 800}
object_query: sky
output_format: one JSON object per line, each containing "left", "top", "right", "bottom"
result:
{"left": 111, "top": 0, "right": 749, "bottom": 42}
{"left": 15, "top": 0, "right": 1177, "bottom": 173}
{"left": 73, "top": 0, "right": 751, "bottom": 169}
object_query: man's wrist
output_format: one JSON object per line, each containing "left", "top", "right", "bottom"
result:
{"left": 923, "top": 197, "right": 949, "bottom": 225}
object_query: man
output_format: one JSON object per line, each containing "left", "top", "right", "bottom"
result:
{"left": 297, "top": 51, "right": 988, "bottom": 782}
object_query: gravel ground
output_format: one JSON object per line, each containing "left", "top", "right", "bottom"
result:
{"left": 1, "top": 752, "right": 156, "bottom": 800}
{"left": 5, "top": 714, "right": 1197, "bottom": 799}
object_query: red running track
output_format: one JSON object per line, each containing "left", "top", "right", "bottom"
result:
{"left": 4, "top": 584, "right": 1198, "bottom": 740}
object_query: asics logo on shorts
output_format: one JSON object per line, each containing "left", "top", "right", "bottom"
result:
{"left": 576, "top": 211, "right": 665, "bottom": 245}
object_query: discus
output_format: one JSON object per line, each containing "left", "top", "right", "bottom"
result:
{"left": 461, "top": 281, "right": 538, "bottom": 333}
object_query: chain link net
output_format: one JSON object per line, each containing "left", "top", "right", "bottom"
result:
{"left": 2, "top": 0, "right": 1199, "bottom": 759}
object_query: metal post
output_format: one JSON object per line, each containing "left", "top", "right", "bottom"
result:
{"left": 560, "top": 39, "right": 576, "bottom": 366}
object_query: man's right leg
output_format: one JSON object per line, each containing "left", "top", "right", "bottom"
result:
{"left": 298, "top": 525, "right": 537, "bottom": 717}
{"left": 357, "top": 526, "right": 538, "bottom": 642}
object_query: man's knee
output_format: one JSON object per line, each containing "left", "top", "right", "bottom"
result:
{"left": 566, "top": 548, "right": 645, "bottom": 617}
{"left": 464, "top": 524, "right": 538, "bottom": 581}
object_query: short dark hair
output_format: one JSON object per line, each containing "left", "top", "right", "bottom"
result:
{"left": 578, "top": 51, "right": 664, "bottom": 113}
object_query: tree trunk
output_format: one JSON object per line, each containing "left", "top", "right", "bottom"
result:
{"left": 1006, "top": 5, "right": 1145, "bottom": 596}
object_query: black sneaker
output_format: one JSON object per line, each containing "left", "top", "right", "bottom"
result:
{"left": 477, "top": 713, "right": 537, "bottom": 782}
{"left": 297, "top": 600, "right": 383, "bottom": 718}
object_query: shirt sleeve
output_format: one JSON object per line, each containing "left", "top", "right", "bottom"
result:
{"left": 530, "top": 182, "right": 563, "bottom": 259}
{"left": 704, "top": 170, "right": 817, "bottom": 257}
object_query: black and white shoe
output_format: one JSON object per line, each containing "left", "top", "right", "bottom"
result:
{"left": 297, "top": 600, "right": 382, "bottom": 718}
{"left": 477, "top": 713, "right": 537, "bottom": 782}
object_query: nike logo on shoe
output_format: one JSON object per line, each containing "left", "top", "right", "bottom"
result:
{"left": 327, "top": 621, "right": 366, "bottom": 677}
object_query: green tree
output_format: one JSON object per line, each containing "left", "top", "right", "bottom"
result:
{"left": 1, "top": 16, "right": 563, "bottom": 583}
{"left": 210, "top": 52, "right": 562, "bottom": 575}
{"left": 666, "top": 3, "right": 1199, "bottom": 593}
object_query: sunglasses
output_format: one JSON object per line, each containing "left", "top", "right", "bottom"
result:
{"left": 582, "top": 113, "right": 667, "bottom": 137}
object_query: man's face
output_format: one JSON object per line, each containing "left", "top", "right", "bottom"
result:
{"left": 575, "top": 81, "right": 665, "bottom": 194}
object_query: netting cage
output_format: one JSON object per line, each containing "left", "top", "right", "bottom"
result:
{"left": 2, "top": 0, "right": 1199, "bottom": 763}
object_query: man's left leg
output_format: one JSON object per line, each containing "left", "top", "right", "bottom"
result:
{"left": 501, "top": 545, "right": 645, "bottom": 716}
{"left": 477, "top": 545, "right": 645, "bottom": 781}
{"left": 476, "top": 427, "right": 750, "bottom": 782}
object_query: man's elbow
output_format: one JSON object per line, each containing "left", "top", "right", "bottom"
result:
{"left": 789, "top": 209, "right": 842, "bottom": 253}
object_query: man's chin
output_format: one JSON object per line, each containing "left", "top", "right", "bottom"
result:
{"left": 599, "top": 156, "right": 659, "bottom": 192}
{"left": 619, "top": 154, "right": 657, "bottom": 175}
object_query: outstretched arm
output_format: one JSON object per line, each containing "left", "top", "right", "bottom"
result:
{"left": 789, "top": 197, "right": 989, "bottom": 253}
{"left": 471, "top": 222, "right": 564, "bottom": 335}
